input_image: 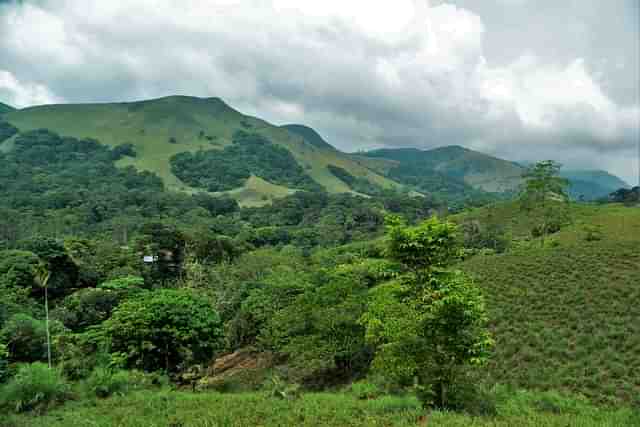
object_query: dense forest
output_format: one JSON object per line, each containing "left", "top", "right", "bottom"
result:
{"left": 170, "top": 131, "right": 322, "bottom": 192}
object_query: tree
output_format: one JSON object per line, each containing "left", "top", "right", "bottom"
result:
{"left": 519, "top": 161, "right": 570, "bottom": 246}
{"left": 33, "top": 262, "right": 52, "bottom": 368}
{"left": 360, "top": 216, "right": 493, "bottom": 408}
{"left": 99, "top": 289, "right": 223, "bottom": 373}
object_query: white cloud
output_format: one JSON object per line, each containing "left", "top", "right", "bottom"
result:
{"left": 0, "top": 0, "right": 637, "bottom": 182}
{"left": 0, "top": 70, "right": 60, "bottom": 107}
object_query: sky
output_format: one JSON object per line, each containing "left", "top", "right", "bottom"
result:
{"left": 0, "top": 0, "right": 638, "bottom": 184}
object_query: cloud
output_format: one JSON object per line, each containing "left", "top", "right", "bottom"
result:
{"left": 0, "top": 0, "right": 637, "bottom": 183}
{"left": 0, "top": 70, "right": 60, "bottom": 106}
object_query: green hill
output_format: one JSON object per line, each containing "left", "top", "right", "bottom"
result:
{"left": 561, "top": 170, "right": 630, "bottom": 200}
{"left": 2, "top": 96, "right": 400, "bottom": 206}
{"left": 0, "top": 102, "right": 14, "bottom": 115}
{"left": 281, "top": 124, "right": 336, "bottom": 151}
{"left": 364, "top": 146, "right": 525, "bottom": 193}
{"left": 456, "top": 203, "right": 640, "bottom": 404}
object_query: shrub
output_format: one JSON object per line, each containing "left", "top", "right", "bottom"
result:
{"left": 263, "top": 374, "right": 300, "bottom": 400}
{"left": 84, "top": 367, "right": 159, "bottom": 398}
{"left": 583, "top": 224, "right": 603, "bottom": 242}
{"left": 0, "top": 362, "right": 70, "bottom": 413}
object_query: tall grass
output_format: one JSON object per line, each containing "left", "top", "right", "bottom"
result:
{"left": 4, "top": 388, "right": 638, "bottom": 426}
{"left": 0, "top": 362, "right": 70, "bottom": 413}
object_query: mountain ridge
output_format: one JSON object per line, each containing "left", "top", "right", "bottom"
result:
{"left": 2, "top": 96, "right": 400, "bottom": 206}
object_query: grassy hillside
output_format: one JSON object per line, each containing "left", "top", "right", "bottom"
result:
{"left": 0, "top": 102, "right": 14, "bottom": 115}
{"left": 457, "top": 203, "right": 640, "bottom": 404}
{"left": 3, "top": 96, "right": 400, "bottom": 205}
{"left": 364, "top": 146, "right": 525, "bottom": 193}
{"left": 281, "top": 124, "right": 336, "bottom": 151}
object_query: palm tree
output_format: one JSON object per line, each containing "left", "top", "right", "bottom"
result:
{"left": 33, "top": 262, "right": 52, "bottom": 368}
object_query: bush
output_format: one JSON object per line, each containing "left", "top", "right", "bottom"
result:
{"left": 84, "top": 368, "right": 163, "bottom": 398}
{"left": 583, "top": 224, "right": 603, "bottom": 242}
{"left": 263, "top": 374, "right": 300, "bottom": 400}
{"left": 0, "top": 362, "right": 70, "bottom": 413}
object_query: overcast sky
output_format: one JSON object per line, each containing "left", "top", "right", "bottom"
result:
{"left": 0, "top": 0, "right": 638, "bottom": 183}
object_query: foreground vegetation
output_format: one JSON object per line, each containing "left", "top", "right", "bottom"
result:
{"left": 6, "top": 386, "right": 639, "bottom": 427}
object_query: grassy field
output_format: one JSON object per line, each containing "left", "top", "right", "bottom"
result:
{"left": 459, "top": 203, "right": 640, "bottom": 404}
{"left": 6, "top": 387, "right": 638, "bottom": 427}
{"left": 3, "top": 96, "right": 400, "bottom": 204}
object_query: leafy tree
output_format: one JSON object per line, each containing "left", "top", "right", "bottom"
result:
{"left": 0, "top": 250, "right": 39, "bottom": 291}
{"left": 22, "top": 237, "right": 78, "bottom": 297}
{"left": 136, "top": 223, "right": 186, "bottom": 284}
{"left": 99, "top": 289, "right": 224, "bottom": 373}
{"left": 360, "top": 216, "right": 493, "bottom": 408}
{"left": 0, "top": 314, "right": 64, "bottom": 364}
{"left": 52, "top": 288, "right": 121, "bottom": 332}
{"left": 519, "top": 161, "right": 570, "bottom": 246}
{"left": 33, "top": 262, "right": 52, "bottom": 368}
{"left": 264, "top": 269, "right": 371, "bottom": 385}
{"left": 461, "top": 219, "right": 509, "bottom": 253}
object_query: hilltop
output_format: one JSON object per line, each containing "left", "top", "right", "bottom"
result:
{"left": 281, "top": 124, "right": 336, "bottom": 151}
{"left": 1, "top": 96, "right": 399, "bottom": 206}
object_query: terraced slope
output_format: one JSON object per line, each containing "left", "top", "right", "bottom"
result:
{"left": 459, "top": 203, "right": 640, "bottom": 404}
{"left": 2, "top": 96, "right": 400, "bottom": 205}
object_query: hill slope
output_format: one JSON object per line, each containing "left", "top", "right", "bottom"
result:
{"left": 363, "top": 146, "right": 525, "bottom": 194}
{"left": 458, "top": 203, "right": 640, "bottom": 404}
{"left": 281, "top": 124, "right": 336, "bottom": 151}
{"left": 0, "top": 102, "right": 14, "bottom": 115}
{"left": 2, "top": 96, "right": 400, "bottom": 205}
{"left": 561, "top": 169, "right": 630, "bottom": 200}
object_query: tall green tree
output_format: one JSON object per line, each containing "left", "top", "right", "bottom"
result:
{"left": 519, "top": 160, "right": 570, "bottom": 246}
{"left": 33, "top": 262, "right": 52, "bottom": 368}
{"left": 99, "top": 289, "right": 223, "bottom": 373}
{"left": 360, "top": 216, "right": 493, "bottom": 408}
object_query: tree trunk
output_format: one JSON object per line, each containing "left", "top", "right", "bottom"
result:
{"left": 44, "top": 285, "right": 52, "bottom": 369}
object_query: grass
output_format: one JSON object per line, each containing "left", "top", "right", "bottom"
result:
{"left": 460, "top": 203, "right": 640, "bottom": 404}
{"left": 4, "top": 387, "right": 638, "bottom": 427}
{"left": 3, "top": 96, "right": 400, "bottom": 204}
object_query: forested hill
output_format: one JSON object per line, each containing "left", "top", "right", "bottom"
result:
{"left": 0, "top": 102, "right": 14, "bottom": 114}
{"left": 561, "top": 169, "right": 631, "bottom": 200}
{"left": 362, "top": 146, "right": 631, "bottom": 202}
{"left": 363, "top": 146, "right": 525, "bottom": 193}
{"left": 1, "top": 96, "right": 399, "bottom": 206}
